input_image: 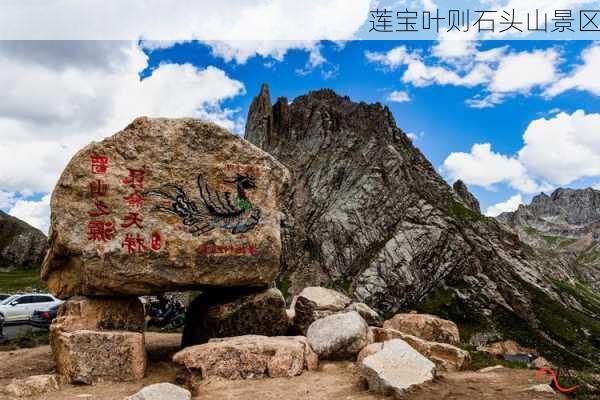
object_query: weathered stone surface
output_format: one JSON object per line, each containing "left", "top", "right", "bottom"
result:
{"left": 51, "top": 296, "right": 145, "bottom": 333}
{"left": 0, "top": 210, "right": 48, "bottom": 270}
{"left": 369, "top": 327, "right": 469, "bottom": 372}
{"left": 345, "top": 302, "right": 383, "bottom": 327}
{"left": 477, "top": 340, "right": 535, "bottom": 357}
{"left": 478, "top": 365, "right": 505, "bottom": 373}
{"left": 453, "top": 180, "right": 481, "bottom": 213}
{"left": 173, "top": 335, "right": 318, "bottom": 380}
{"left": 181, "top": 287, "right": 288, "bottom": 347}
{"left": 42, "top": 117, "right": 290, "bottom": 297}
{"left": 127, "top": 383, "right": 191, "bottom": 400}
{"left": 524, "top": 384, "right": 555, "bottom": 393}
{"left": 52, "top": 330, "right": 146, "bottom": 384}
{"left": 291, "top": 286, "right": 352, "bottom": 334}
{"left": 306, "top": 311, "right": 370, "bottom": 360}
{"left": 531, "top": 356, "right": 552, "bottom": 369}
{"left": 360, "top": 339, "right": 435, "bottom": 395}
{"left": 244, "top": 85, "right": 600, "bottom": 367}
{"left": 1, "top": 374, "right": 64, "bottom": 398}
{"left": 383, "top": 313, "right": 460, "bottom": 345}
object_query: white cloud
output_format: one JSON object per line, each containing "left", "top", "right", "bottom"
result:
{"left": 387, "top": 90, "right": 411, "bottom": 103}
{"left": 0, "top": 191, "right": 15, "bottom": 209}
{"left": 442, "top": 143, "right": 544, "bottom": 193}
{"left": 489, "top": 48, "right": 560, "bottom": 93}
{"left": 546, "top": 44, "right": 600, "bottom": 97}
{"left": 0, "top": 41, "right": 245, "bottom": 195}
{"left": 365, "top": 46, "right": 418, "bottom": 69}
{"left": 485, "top": 194, "right": 523, "bottom": 217}
{"left": 518, "top": 110, "right": 600, "bottom": 184}
{"left": 9, "top": 194, "right": 51, "bottom": 233}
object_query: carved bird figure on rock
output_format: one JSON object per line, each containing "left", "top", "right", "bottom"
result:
{"left": 146, "top": 174, "right": 261, "bottom": 235}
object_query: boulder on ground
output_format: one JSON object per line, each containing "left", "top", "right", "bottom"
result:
{"left": 369, "top": 327, "right": 469, "bottom": 372}
{"left": 181, "top": 287, "right": 288, "bottom": 347}
{"left": 306, "top": 311, "right": 370, "bottom": 360}
{"left": 383, "top": 313, "right": 460, "bottom": 345}
{"left": 51, "top": 296, "right": 145, "bottom": 333}
{"left": 127, "top": 383, "right": 191, "bottom": 400}
{"left": 360, "top": 339, "right": 436, "bottom": 396}
{"left": 52, "top": 330, "right": 146, "bottom": 384}
{"left": 530, "top": 356, "right": 552, "bottom": 369}
{"left": 291, "top": 287, "right": 352, "bottom": 334}
{"left": 345, "top": 302, "right": 383, "bottom": 327}
{"left": 173, "top": 335, "right": 318, "bottom": 381}
{"left": 1, "top": 374, "right": 64, "bottom": 398}
{"left": 477, "top": 339, "right": 535, "bottom": 357}
{"left": 42, "top": 117, "right": 290, "bottom": 297}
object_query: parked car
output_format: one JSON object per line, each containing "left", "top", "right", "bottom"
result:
{"left": 0, "top": 312, "right": 4, "bottom": 341}
{"left": 0, "top": 293, "right": 63, "bottom": 325}
{"left": 0, "top": 294, "right": 11, "bottom": 302}
{"left": 30, "top": 304, "right": 60, "bottom": 329}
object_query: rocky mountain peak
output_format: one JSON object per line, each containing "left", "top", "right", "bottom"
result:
{"left": 452, "top": 180, "right": 480, "bottom": 213}
{"left": 0, "top": 210, "right": 48, "bottom": 269}
{"left": 244, "top": 85, "right": 600, "bottom": 369}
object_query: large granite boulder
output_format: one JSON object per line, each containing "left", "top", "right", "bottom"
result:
{"left": 42, "top": 117, "right": 290, "bottom": 297}
{"left": 369, "top": 327, "right": 470, "bottom": 373}
{"left": 173, "top": 335, "right": 318, "bottom": 381}
{"left": 181, "top": 287, "right": 288, "bottom": 347}
{"left": 360, "top": 339, "right": 435, "bottom": 395}
{"left": 383, "top": 313, "right": 460, "bottom": 345}
{"left": 291, "top": 286, "right": 352, "bottom": 334}
{"left": 306, "top": 311, "right": 370, "bottom": 360}
{"left": 52, "top": 330, "right": 146, "bottom": 384}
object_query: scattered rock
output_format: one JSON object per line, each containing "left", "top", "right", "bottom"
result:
{"left": 127, "top": 383, "right": 191, "bottom": 400}
{"left": 383, "top": 313, "right": 460, "bottom": 345}
{"left": 478, "top": 365, "right": 505, "bottom": 373}
{"left": 524, "top": 384, "right": 555, "bottom": 393}
{"left": 181, "top": 287, "right": 288, "bottom": 347}
{"left": 173, "top": 335, "right": 318, "bottom": 381}
{"left": 344, "top": 302, "right": 383, "bottom": 327}
{"left": 52, "top": 330, "right": 146, "bottom": 384}
{"left": 477, "top": 340, "right": 535, "bottom": 357}
{"left": 1, "top": 374, "right": 64, "bottom": 398}
{"left": 530, "top": 356, "right": 552, "bottom": 369}
{"left": 306, "top": 311, "right": 370, "bottom": 360}
{"left": 42, "top": 117, "right": 290, "bottom": 297}
{"left": 369, "top": 327, "right": 469, "bottom": 372}
{"left": 291, "top": 286, "right": 352, "bottom": 334}
{"left": 360, "top": 339, "right": 436, "bottom": 396}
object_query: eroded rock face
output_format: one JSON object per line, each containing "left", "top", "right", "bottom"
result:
{"left": 1, "top": 374, "right": 64, "bottom": 398}
{"left": 173, "top": 335, "right": 318, "bottom": 381}
{"left": 360, "top": 339, "right": 435, "bottom": 395}
{"left": 0, "top": 210, "right": 48, "bottom": 269}
{"left": 306, "top": 311, "right": 370, "bottom": 360}
{"left": 291, "top": 286, "right": 352, "bottom": 334}
{"left": 181, "top": 288, "right": 288, "bottom": 347}
{"left": 42, "top": 117, "right": 289, "bottom": 297}
{"left": 369, "top": 327, "right": 469, "bottom": 373}
{"left": 52, "top": 330, "right": 146, "bottom": 384}
{"left": 453, "top": 180, "right": 480, "bottom": 213}
{"left": 383, "top": 313, "right": 460, "bottom": 345}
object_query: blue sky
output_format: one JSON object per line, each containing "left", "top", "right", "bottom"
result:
{"left": 2, "top": 38, "right": 600, "bottom": 231}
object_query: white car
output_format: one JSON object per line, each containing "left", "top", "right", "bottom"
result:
{"left": 0, "top": 293, "right": 63, "bottom": 324}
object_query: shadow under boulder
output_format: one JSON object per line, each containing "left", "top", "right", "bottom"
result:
{"left": 181, "top": 287, "right": 288, "bottom": 348}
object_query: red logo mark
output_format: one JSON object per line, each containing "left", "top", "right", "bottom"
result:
{"left": 535, "top": 367, "right": 578, "bottom": 394}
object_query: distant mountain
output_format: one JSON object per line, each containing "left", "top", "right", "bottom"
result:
{"left": 245, "top": 84, "right": 600, "bottom": 370}
{"left": 0, "top": 210, "right": 48, "bottom": 270}
{"left": 498, "top": 187, "right": 600, "bottom": 289}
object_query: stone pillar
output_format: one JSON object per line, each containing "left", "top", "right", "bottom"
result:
{"left": 50, "top": 296, "right": 146, "bottom": 384}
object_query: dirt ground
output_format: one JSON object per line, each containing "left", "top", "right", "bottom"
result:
{"left": 0, "top": 333, "right": 563, "bottom": 400}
